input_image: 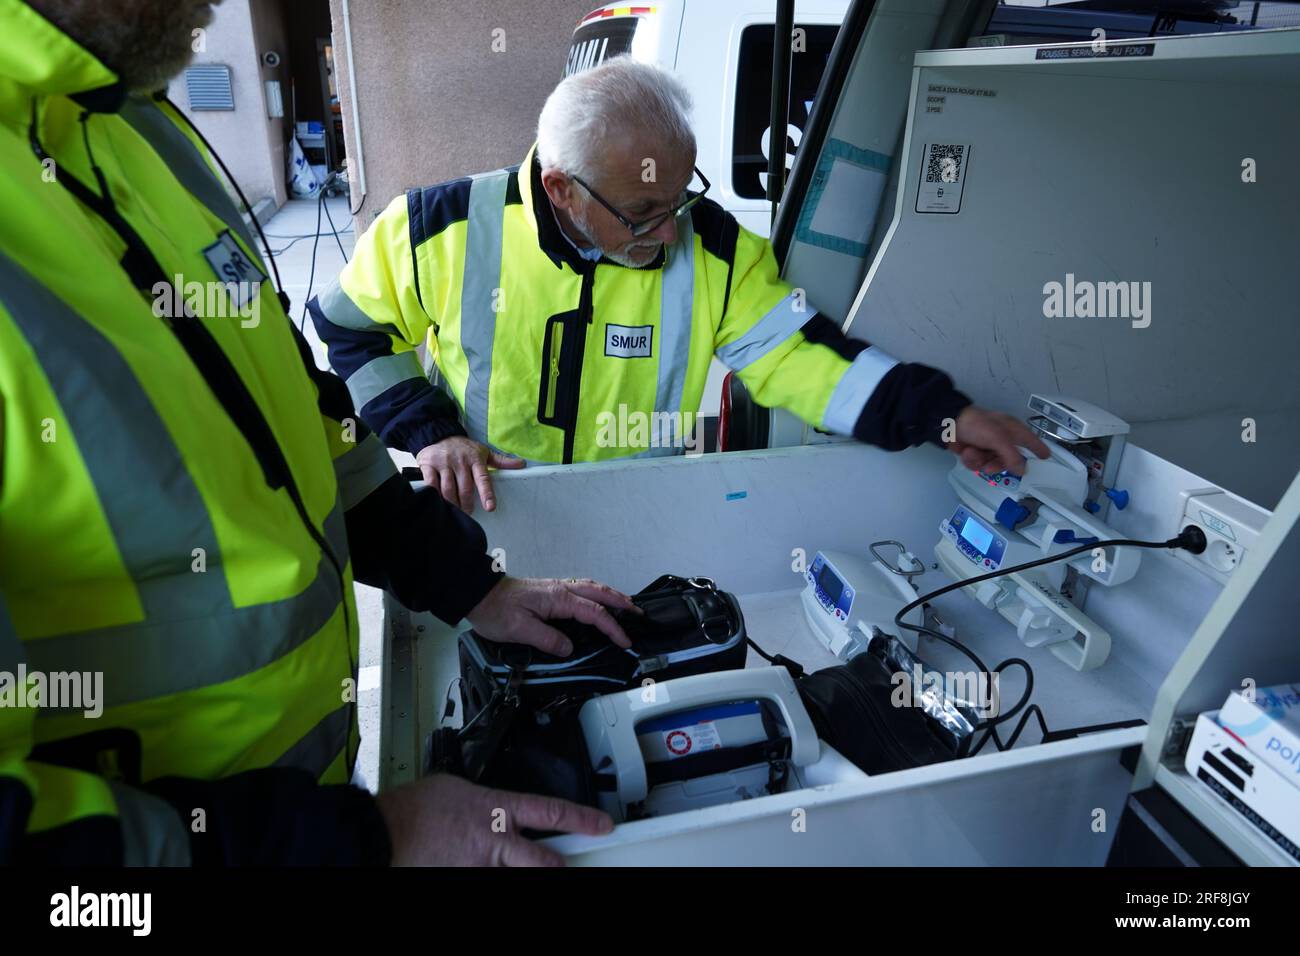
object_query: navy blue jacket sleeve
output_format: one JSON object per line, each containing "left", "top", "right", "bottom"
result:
{"left": 799, "top": 314, "right": 971, "bottom": 450}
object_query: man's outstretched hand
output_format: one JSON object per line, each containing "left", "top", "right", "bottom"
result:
{"left": 946, "top": 405, "right": 1051, "bottom": 475}
{"left": 417, "top": 436, "right": 524, "bottom": 514}
{"left": 467, "top": 576, "right": 638, "bottom": 656}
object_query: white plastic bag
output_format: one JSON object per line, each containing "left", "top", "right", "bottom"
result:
{"left": 287, "top": 136, "right": 321, "bottom": 197}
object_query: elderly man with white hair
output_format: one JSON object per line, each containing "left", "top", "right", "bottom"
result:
{"left": 310, "top": 56, "right": 1047, "bottom": 513}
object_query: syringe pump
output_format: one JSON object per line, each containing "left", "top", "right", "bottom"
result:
{"left": 934, "top": 394, "right": 1138, "bottom": 671}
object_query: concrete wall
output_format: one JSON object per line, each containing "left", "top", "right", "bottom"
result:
{"left": 328, "top": 0, "right": 594, "bottom": 228}
{"left": 168, "top": 0, "right": 289, "bottom": 210}
{"left": 246, "top": 0, "right": 289, "bottom": 208}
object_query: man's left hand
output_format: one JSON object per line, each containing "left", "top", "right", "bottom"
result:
{"left": 945, "top": 405, "right": 1051, "bottom": 475}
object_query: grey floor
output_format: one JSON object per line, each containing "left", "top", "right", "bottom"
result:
{"left": 261, "top": 196, "right": 395, "bottom": 791}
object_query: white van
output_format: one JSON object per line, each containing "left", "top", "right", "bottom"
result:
{"left": 564, "top": 1, "right": 850, "bottom": 237}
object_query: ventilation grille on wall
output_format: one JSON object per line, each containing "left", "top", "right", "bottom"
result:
{"left": 184, "top": 64, "right": 235, "bottom": 110}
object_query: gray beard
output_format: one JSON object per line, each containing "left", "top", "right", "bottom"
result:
{"left": 569, "top": 203, "right": 663, "bottom": 268}
{"left": 29, "top": 0, "right": 211, "bottom": 92}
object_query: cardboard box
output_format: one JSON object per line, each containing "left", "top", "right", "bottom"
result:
{"left": 1186, "top": 712, "right": 1300, "bottom": 862}
{"left": 1219, "top": 684, "right": 1300, "bottom": 790}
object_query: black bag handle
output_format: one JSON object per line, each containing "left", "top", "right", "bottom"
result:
{"left": 454, "top": 667, "right": 524, "bottom": 782}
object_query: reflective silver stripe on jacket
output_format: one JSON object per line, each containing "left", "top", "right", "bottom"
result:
{"left": 458, "top": 170, "right": 510, "bottom": 443}
{"left": 322, "top": 497, "right": 350, "bottom": 569}
{"left": 345, "top": 351, "right": 425, "bottom": 411}
{"left": 713, "top": 288, "right": 809, "bottom": 372}
{"left": 334, "top": 434, "right": 396, "bottom": 510}
{"left": 823, "top": 346, "right": 900, "bottom": 436}
{"left": 0, "top": 250, "right": 347, "bottom": 711}
{"left": 118, "top": 96, "right": 259, "bottom": 259}
{"left": 27, "top": 509, "right": 348, "bottom": 713}
{"left": 315, "top": 280, "right": 387, "bottom": 332}
{"left": 637, "top": 216, "right": 697, "bottom": 459}
{"left": 273, "top": 704, "right": 351, "bottom": 780}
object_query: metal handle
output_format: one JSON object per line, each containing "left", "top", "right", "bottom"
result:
{"left": 869, "top": 540, "right": 925, "bottom": 578}
{"left": 1027, "top": 415, "right": 1086, "bottom": 446}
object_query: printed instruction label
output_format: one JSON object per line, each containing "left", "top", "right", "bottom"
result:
{"left": 915, "top": 143, "right": 971, "bottom": 215}
{"left": 1035, "top": 43, "right": 1154, "bottom": 60}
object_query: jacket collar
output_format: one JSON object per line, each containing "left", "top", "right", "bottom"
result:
{"left": 518, "top": 142, "right": 666, "bottom": 273}
{"left": 0, "top": 0, "right": 126, "bottom": 120}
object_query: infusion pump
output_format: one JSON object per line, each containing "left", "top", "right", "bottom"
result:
{"left": 801, "top": 544, "right": 925, "bottom": 661}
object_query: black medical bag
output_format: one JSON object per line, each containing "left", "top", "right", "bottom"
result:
{"left": 456, "top": 574, "right": 747, "bottom": 720}
{"left": 795, "top": 636, "right": 960, "bottom": 773}
{"left": 428, "top": 574, "right": 748, "bottom": 802}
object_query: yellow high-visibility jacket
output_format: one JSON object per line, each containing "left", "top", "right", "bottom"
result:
{"left": 310, "top": 145, "right": 970, "bottom": 464}
{"left": 0, "top": 0, "right": 500, "bottom": 865}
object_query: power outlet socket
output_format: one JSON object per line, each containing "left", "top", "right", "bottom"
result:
{"left": 1172, "top": 488, "right": 1269, "bottom": 584}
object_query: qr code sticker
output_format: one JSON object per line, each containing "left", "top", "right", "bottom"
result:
{"left": 925, "top": 144, "right": 965, "bottom": 184}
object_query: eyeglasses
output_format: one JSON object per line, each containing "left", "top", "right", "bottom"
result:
{"left": 569, "top": 167, "right": 711, "bottom": 238}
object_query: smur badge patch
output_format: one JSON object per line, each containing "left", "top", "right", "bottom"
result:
{"left": 604, "top": 324, "right": 653, "bottom": 358}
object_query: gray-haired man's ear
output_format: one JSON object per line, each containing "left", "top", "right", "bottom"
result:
{"left": 540, "top": 168, "right": 577, "bottom": 212}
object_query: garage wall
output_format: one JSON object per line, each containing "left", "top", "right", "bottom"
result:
{"left": 328, "top": 0, "right": 595, "bottom": 229}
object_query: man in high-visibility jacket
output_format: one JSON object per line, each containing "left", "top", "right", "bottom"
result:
{"left": 310, "top": 56, "right": 1048, "bottom": 513}
{"left": 0, "top": 0, "right": 635, "bottom": 866}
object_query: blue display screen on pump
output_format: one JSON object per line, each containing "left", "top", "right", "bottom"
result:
{"left": 817, "top": 563, "right": 844, "bottom": 605}
{"left": 960, "top": 517, "right": 995, "bottom": 555}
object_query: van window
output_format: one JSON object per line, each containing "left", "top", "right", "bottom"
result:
{"left": 565, "top": 14, "right": 642, "bottom": 76}
{"left": 732, "top": 24, "right": 840, "bottom": 201}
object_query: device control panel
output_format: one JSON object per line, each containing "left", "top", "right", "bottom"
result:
{"left": 940, "top": 506, "right": 1008, "bottom": 570}
{"left": 806, "top": 552, "right": 855, "bottom": 624}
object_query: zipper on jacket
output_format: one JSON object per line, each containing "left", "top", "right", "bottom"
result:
{"left": 535, "top": 267, "right": 595, "bottom": 464}
{"left": 561, "top": 268, "right": 595, "bottom": 464}
{"left": 544, "top": 323, "right": 562, "bottom": 421}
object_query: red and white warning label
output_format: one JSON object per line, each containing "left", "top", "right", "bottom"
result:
{"left": 662, "top": 721, "right": 722, "bottom": 758}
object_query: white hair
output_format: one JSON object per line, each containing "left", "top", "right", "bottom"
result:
{"left": 536, "top": 56, "right": 695, "bottom": 183}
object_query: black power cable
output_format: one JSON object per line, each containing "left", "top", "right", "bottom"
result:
{"left": 745, "top": 637, "right": 805, "bottom": 679}
{"left": 301, "top": 186, "right": 326, "bottom": 332}
{"left": 322, "top": 189, "right": 350, "bottom": 263}
{"left": 265, "top": 228, "right": 355, "bottom": 240}
{"left": 299, "top": 174, "right": 354, "bottom": 332}
{"left": 892, "top": 526, "right": 1207, "bottom": 754}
